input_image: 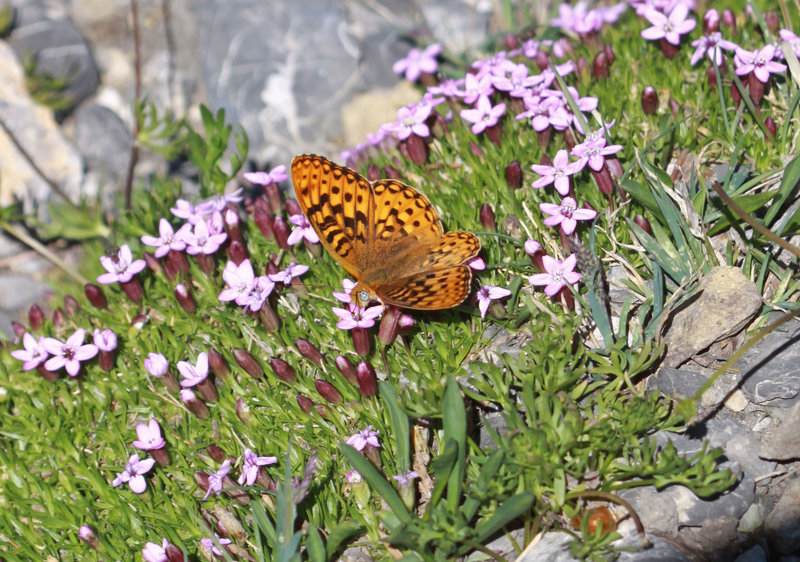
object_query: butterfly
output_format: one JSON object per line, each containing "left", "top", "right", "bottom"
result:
{"left": 290, "top": 154, "right": 480, "bottom": 310}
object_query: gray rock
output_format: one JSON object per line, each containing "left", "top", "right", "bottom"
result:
{"left": 7, "top": 0, "right": 100, "bottom": 114}
{"left": 516, "top": 531, "right": 575, "bottom": 562}
{"left": 0, "top": 275, "right": 51, "bottom": 311}
{"left": 764, "top": 476, "right": 800, "bottom": 554}
{"left": 616, "top": 535, "right": 688, "bottom": 561}
{"left": 760, "top": 400, "right": 800, "bottom": 460}
{"left": 738, "top": 320, "right": 800, "bottom": 407}
{"left": 734, "top": 544, "right": 768, "bottom": 562}
{"left": 74, "top": 103, "right": 132, "bottom": 181}
{"left": 618, "top": 487, "right": 679, "bottom": 537}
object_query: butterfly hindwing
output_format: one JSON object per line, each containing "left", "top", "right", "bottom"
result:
{"left": 377, "top": 266, "right": 473, "bottom": 310}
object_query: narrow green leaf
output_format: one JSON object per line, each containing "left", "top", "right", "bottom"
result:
{"left": 305, "top": 525, "right": 326, "bottom": 562}
{"left": 429, "top": 438, "right": 458, "bottom": 507}
{"left": 472, "top": 492, "right": 534, "bottom": 544}
{"left": 380, "top": 381, "right": 410, "bottom": 473}
{"left": 325, "top": 522, "right": 364, "bottom": 559}
{"left": 442, "top": 375, "right": 466, "bottom": 513}
{"left": 338, "top": 443, "right": 411, "bottom": 523}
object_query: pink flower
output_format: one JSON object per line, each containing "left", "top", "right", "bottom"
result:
{"left": 41, "top": 328, "right": 98, "bottom": 376}
{"left": 475, "top": 285, "right": 512, "bottom": 319}
{"left": 734, "top": 45, "right": 786, "bottom": 83}
{"left": 287, "top": 214, "right": 320, "bottom": 245}
{"left": 183, "top": 219, "right": 227, "bottom": 255}
{"left": 237, "top": 448, "right": 278, "bottom": 486}
{"left": 177, "top": 352, "right": 209, "bottom": 387}
{"left": 332, "top": 279, "right": 357, "bottom": 304}
{"left": 10, "top": 333, "right": 49, "bottom": 370}
{"left": 200, "top": 534, "right": 231, "bottom": 557}
{"left": 466, "top": 256, "right": 485, "bottom": 271}
{"left": 93, "top": 328, "right": 117, "bottom": 352}
{"left": 461, "top": 72, "right": 495, "bottom": 105}
{"left": 112, "top": 453, "right": 155, "bottom": 494}
{"left": 144, "top": 353, "right": 169, "bottom": 377}
{"left": 393, "top": 43, "right": 441, "bottom": 81}
{"left": 244, "top": 165, "right": 287, "bottom": 185}
{"left": 528, "top": 254, "right": 582, "bottom": 297}
{"left": 780, "top": 29, "right": 800, "bottom": 58}
{"left": 132, "top": 419, "right": 166, "bottom": 450}
{"left": 333, "top": 304, "right": 383, "bottom": 330}
{"left": 269, "top": 262, "right": 309, "bottom": 284}
{"left": 141, "top": 540, "right": 169, "bottom": 562}
{"left": 346, "top": 426, "right": 380, "bottom": 451}
{"left": 531, "top": 149, "right": 584, "bottom": 195}
{"left": 218, "top": 259, "right": 257, "bottom": 305}
{"left": 641, "top": 4, "right": 696, "bottom": 46}
{"left": 524, "top": 239, "right": 542, "bottom": 256}
{"left": 460, "top": 95, "right": 506, "bottom": 135}
{"left": 97, "top": 244, "right": 146, "bottom": 284}
{"left": 170, "top": 199, "right": 201, "bottom": 224}
{"left": 689, "top": 32, "right": 737, "bottom": 66}
{"left": 392, "top": 470, "right": 419, "bottom": 487}
{"left": 491, "top": 63, "right": 541, "bottom": 98}
{"left": 382, "top": 104, "right": 431, "bottom": 140}
{"left": 539, "top": 197, "right": 598, "bottom": 235}
{"left": 571, "top": 134, "right": 622, "bottom": 172}
{"left": 141, "top": 218, "right": 188, "bottom": 257}
{"left": 203, "top": 459, "right": 231, "bottom": 500}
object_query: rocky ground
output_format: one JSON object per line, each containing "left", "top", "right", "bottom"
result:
{"left": 1, "top": 0, "right": 799, "bottom": 560}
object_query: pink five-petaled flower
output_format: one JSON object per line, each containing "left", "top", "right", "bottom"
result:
{"left": 382, "top": 103, "right": 431, "bottom": 140}
{"left": 144, "top": 352, "right": 169, "bottom": 377}
{"left": 112, "top": 453, "right": 155, "bottom": 494}
{"left": 132, "top": 418, "right": 166, "bottom": 451}
{"left": 346, "top": 425, "right": 380, "bottom": 451}
{"left": 571, "top": 134, "right": 622, "bottom": 172}
{"left": 200, "top": 534, "right": 232, "bottom": 557}
{"left": 183, "top": 219, "right": 227, "bottom": 255}
{"left": 461, "top": 72, "right": 494, "bottom": 105}
{"left": 332, "top": 279, "right": 356, "bottom": 304}
{"left": 140, "top": 218, "right": 188, "bottom": 258}
{"left": 287, "top": 213, "right": 320, "bottom": 245}
{"left": 689, "top": 32, "right": 737, "bottom": 66}
{"left": 177, "top": 352, "right": 209, "bottom": 387}
{"left": 641, "top": 4, "right": 696, "bottom": 46}
{"left": 475, "top": 285, "right": 512, "bottom": 319}
{"left": 269, "top": 262, "right": 309, "bottom": 284}
{"left": 333, "top": 304, "right": 383, "bottom": 330}
{"left": 460, "top": 95, "right": 506, "bottom": 135}
{"left": 97, "top": 244, "right": 146, "bottom": 285}
{"left": 392, "top": 43, "right": 441, "bottom": 82}
{"left": 392, "top": 470, "right": 419, "bottom": 487}
{"left": 93, "top": 328, "right": 117, "bottom": 352}
{"left": 203, "top": 459, "right": 231, "bottom": 500}
{"left": 540, "top": 197, "right": 598, "bottom": 235}
{"left": 244, "top": 165, "right": 287, "bottom": 185}
{"left": 530, "top": 149, "right": 584, "bottom": 196}
{"left": 237, "top": 448, "right": 278, "bottom": 486}
{"left": 218, "top": 259, "right": 257, "bottom": 306}
{"left": 170, "top": 199, "right": 201, "bottom": 224}
{"left": 11, "top": 333, "right": 49, "bottom": 370}
{"left": 41, "top": 328, "right": 98, "bottom": 376}
{"left": 734, "top": 45, "right": 787, "bottom": 83}
{"left": 142, "top": 539, "right": 171, "bottom": 562}
{"left": 529, "top": 254, "right": 582, "bottom": 297}
{"left": 780, "top": 29, "right": 800, "bottom": 58}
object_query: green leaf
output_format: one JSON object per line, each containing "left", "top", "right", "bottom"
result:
{"left": 429, "top": 438, "right": 458, "bottom": 507}
{"left": 305, "top": 525, "right": 325, "bottom": 562}
{"left": 325, "top": 521, "right": 363, "bottom": 559}
{"left": 380, "top": 381, "right": 410, "bottom": 473}
{"left": 442, "top": 375, "right": 466, "bottom": 513}
{"left": 473, "top": 492, "right": 535, "bottom": 544}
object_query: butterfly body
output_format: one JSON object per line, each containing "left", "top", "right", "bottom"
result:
{"left": 291, "top": 154, "right": 480, "bottom": 310}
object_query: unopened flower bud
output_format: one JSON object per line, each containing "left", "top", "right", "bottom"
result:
{"left": 383, "top": 166, "right": 402, "bottom": 180}
{"left": 224, "top": 208, "right": 242, "bottom": 245}
{"left": 207, "top": 348, "right": 229, "bottom": 380}
{"left": 253, "top": 199, "right": 274, "bottom": 239}
{"left": 78, "top": 525, "right": 99, "bottom": 550}
{"left": 195, "top": 253, "right": 215, "bottom": 275}
{"left": 196, "top": 377, "right": 218, "bottom": 403}
{"left": 272, "top": 216, "right": 290, "bottom": 249}
{"left": 296, "top": 393, "right": 314, "bottom": 414}
{"left": 143, "top": 251, "right": 162, "bottom": 274}
{"left": 641, "top": 86, "right": 658, "bottom": 114}
{"left": 120, "top": 278, "right": 143, "bottom": 302}
{"left": 258, "top": 302, "right": 280, "bottom": 331}
{"left": 485, "top": 124, "right": 502, "bottom": 146}
{"left": 525, "top": 239, "right": 544, "bottom": 270}
{"left": 577, "top": 55, "right": 590, "bottom": 81}
{"left": 315, "top": 379, "right": 342, "bottom": 404}
{"left": 534, "top": 50, "right": 549, "bottom": 71}
{"left": 52, "top": 308, "right": 65, "bottom": 327}
{"left": 233, "top": 348, "right": 263, "bottom": 378}
{"left": 131, "top": 315, "right": 148, "bottom": 331}
{"left": 182, "top": 389, "right": 210, "bottom": 419}
{"left": 634, "top": 215, "right": 652, "bottom": 234}
{"left": 469, "top": 141, "right": 482, "bottom": 158}
{"left": 503, "top": 33, "right": 518, "bottom": 51}
{"left": 748, "top": 73, "right": 764, "bottom": 105}
{"left": 367, "top": 164, "right": 381, "bottom": 182}
{"left": 64, "top": 295, "right": 80, "bottom": 318}
{"left": 269, "top": 358, "right": 297, "bottom": 383}
{"left": 11, "top": 321, "right": 26, "bottom": 338}
{"left": 37, "top": 363, "right": 59, "bottom": 382}
{"left": 721, "top": 9, "right": 736, "bottom": 34}
{"left": 265, "top": 182, "right": 282, "bottom": 215}
{"left": 335, "top": 355, "right": 358, "bottom": 385}
{"left": 604, "top": 44, "right": 615, "bottom": 65}
{"left": 592, "top": 51, "right": 609, "bottom": 79}
{"left": 174, "top": 283, "right": 196, "bottom": 314}
{"left": 703, "top": 9, "right": 719, "bottom": 34}
{"left": 235, "top": 398, "right": 254, "bottom": 425}
{"left": 659, "top": 38, "right": 679, "bottom": 60}
{"left": 406, "top": 134, "right": 428, "bottom": 164}
{"left": 480, "top": 203, "right": 496, "bottom": 232}
{"left": 765, "top": 116, "right": 775, "bottom": 139}
{"left": 706, "top": 66, "right": 717, "bottom": 87}
{"left": 505, "top": 160, "right": 522, "bottom": 189}
{"left": 84, "top": 283, "right": 107, "bottom": 309}
{"left": 164, "top": 543, "right": 186, "bottom": 562}
{"left": 205, "top": 445, "right": 228, "bottom": 463}
{"left": 314, "top": 404, "right": 330, "bottom": 418}
{"left": 356, "top": 361, "right": 377, "bottom": 397}
{"left": 28, "top": 304, "right": 44, "bottom": 330}
{"left": 764, "top": 11, "right": 779, "bottom": 32}
{"left": 285, "top": 199, "right": 302, "bottom": 216}
{"left": 591, "top": 164, "right": 616, "bottom": 195}
{"left": 295, "top": 337, "right": 323, "bottom": 366}
{"left": 227, "top": 240, "right": 248, "bottom": 265}
{"left": 669, "top": 97, "right": 681, "bottom": 118}
{"left": 428, "top": 110, "right": 449, "bottom": 137}
{"left": 164, "top": 250, "right": 189, "bottom": 282}
{"left": 378, "top": 306, "right": 402, "bottom": 345}
{"left": 351, "top": 327, "right": 371, "bottom": 357}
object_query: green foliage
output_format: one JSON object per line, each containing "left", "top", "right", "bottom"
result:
{"left": 0, "top": 2, "right": 15, "bottom": 38}
{"left": 135, "top": 100, "right": 188, "bottom": 160}
{"left": 186, "top": 106, "right": 248, "bottom": 195}
{"left": 22, "top": 54, "right": 75, "bottom": 111}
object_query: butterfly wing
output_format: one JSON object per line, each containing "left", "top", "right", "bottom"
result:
{"left": 375, "top": 231, "right": 481, "bottom": 310}
{"left": 291, "top": 154, "right": 372, "bottom": 278}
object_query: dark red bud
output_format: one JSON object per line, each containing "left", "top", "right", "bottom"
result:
{"left": 634, "top": 215, "right": 652, "bottom": 234}
{"left": 563, "top": 131, "right": 577, "bottom": 152}
{"left": 253, "top": 199, "right": 275, "bottom": 239}
{"left": 227, "top": 240, "right": 248, "bottom": 265}
{"left": 295, "top": 337, "right": 323, "bottom": 366}
{"left": 706, "top": 66, "right": 717, "bottom": 87}
{"left": 285, "top": 198, "right": 301, "bottom": 217}
{"left": 765, "top": 116, "right": 775, "bottom": 139}
{"left": 721, "top": 9, "right": 736, "bottom": 34}
{"left": 208, "top": 348, "right": 229, "bottom": 380}
{"left": 485, "top": 124, "right": 502, "bottom": 146}
{"left": 313, "top": 404, "right": 330, "bottom": 418}
{"left": 272, "top": 216, "right": 290, "bottom": 250}
{"left": 606, "top": 157, "right": 623, "bottom": 179}
{"left": 505, "top": 161, "right": 523, "bottom": 189}
{"left": 591, "top": 165, "right": 616, "bottom": 195}
{"left": 296, "top": 393, "right": 314, "bottom": 413}
{"left": 378, "top": 305, "right": 402, "bottom": 345}
{"left": 351, "top": 327, "right": 371, "bottom": 357}
{"left": 258, "top": 302, "right": 280, "bottom": 331}
{"left": 641, "top": 86, "right": 658, "bottom": 115}
{"left": 182, "top": 390, "right": 210, "bottom": 419}
{"left": 659, "top": 38, "right": 679, "bottom": 60}
{"left": 11, "top": 321, "right": 26, "bottom": 338}
{"left": 233, "top": 348, "right": 263, "bottom": 378}
{"left": 315, "top": 379, "right": 342, "bottom": 404}
{"left": 150, "top": 448, "right": 170, "bottom": 466}
{"left": 143, "top": 251, "right": 162, "bottom": 274}
{"left": 195, "top": 254, "right": 215, "bottom": 275}
{"left": 534, "top": 50, "right": 549, "bottom": 71}
{"left": 205, "top": 445, "right": 228, "bottom": 463}
{"left": 367, "top": 164, "right": 381, "bottom": 182}
{"left": 503, "top": 33, "right": 518, "bottom": 51}
{"left": 334, "top": 355, "right": 358, "bottom": 386}
{"left": 383, "top": 166, "right": 402, "bottom": 180}
{"left": 748, "top": 73, "right": 764, "bottom": 105}
{"left": 28, "top": 304, "right": 44, "bottom": 330}
{"left": 164, "top": 250, "right": 189, "bottom": 282}
{"left": 78, "top": 526, "right": 99, "bottom": 550}
{"left": 558, "top": 37, "right": 575, "bottom": 58}
{"left": 356, "top": 361, "right": 377, "bottom": 397}
{"left": 592, "top": 51, "right": 609, "bottom": 79}
{"left": 64, "top": 295, "right": 80, "bottom": 317}
{"left": 83, "top": 283, "right": 108, "bottom": 308}
{"left": 52, "top": 308, "right": 65, "bottom": 327}
{"left": 131, "top": 314, "right": 148, "bottom": 330}
{"left": 428, "top": 111, "right": 449, "bottom": 138}
{"left": 120, "top": 278, "right": 143, "bottom": 302}
{"left": 174, "top": 283, "right": 196, "bottom": 314}
{"left": 194, "top": 471, "right": 210, "bottom": 494}
{"left": 265, "top": 182, "right": 282, "bottom": 215}
{"left": 764, "top": 11, "right": 779, "bottom": 33}
{"left": 196, "top": 378, "right": 218, "bottom": 403}
{"left": 406, "top": 134, "right": 428, "bottom": 165}
{"left": 469, "top": 141, "right": 482, "bottom": 158}
{"left": 479, "top": 203, "right": 496, "bottom": 232}
{"left": 703, "top": 9, "right": 719, "bottom": 34}
{"left": 98, "top": 350, "right": 115, "bottom": 371}
{"left": 235, "top": 398, "right": 254, "bottom": 425}
{"left": 669, "top": 98, "right": 681, "bottom": 118}
{"left": 37, "top": 363, "right": 60, "bottom": 382}
{"left": 164, "top": 543, "right": 186, "bottom": 562}
{"left": 603, "top": 44, "right": 615, "bottom": 65}
{"left": 269, "top": 358, "right": 297, "bottom": 383}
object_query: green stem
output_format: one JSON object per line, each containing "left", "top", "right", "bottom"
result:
{"left": 0, "top": 220, "right": 89, "bottom": 285}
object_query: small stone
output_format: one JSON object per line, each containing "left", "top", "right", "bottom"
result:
{"left": 759, "top": 401, "right": 800, "bottom": 460}
{"left": 764, "top": 476, "right": 800, "bottom": 553}
{"left": 724, "top": 390, "right": 748, "bottom": 412}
